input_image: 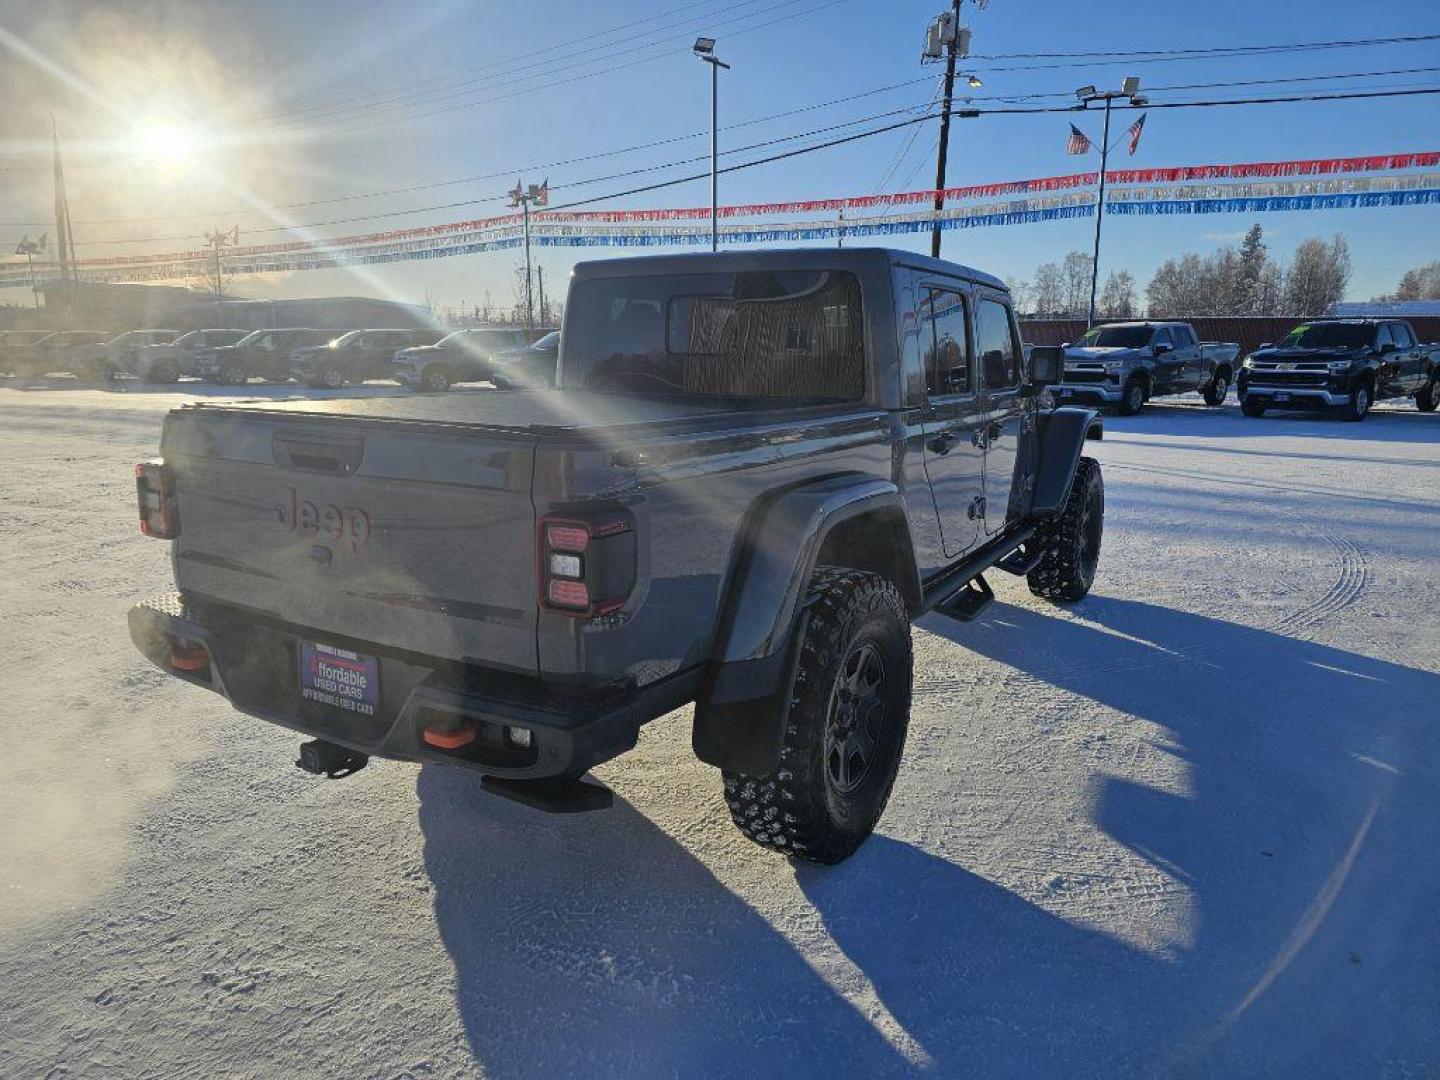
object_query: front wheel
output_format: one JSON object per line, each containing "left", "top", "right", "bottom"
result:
{"left": 1116, "top": 378, "right": 1146, "bottom": 416}
{"left": 1343, "top": 381, "right": 1371, "bottom": 422}
{"left": 722, "top": 568, "right": 912, "bottom": 865}
{"left": 420, "top": 365, "right": 451, "bottom": 392}
{"left": 1417, "top": 377, "right": 1438, "bottom": 413}
{"left": 311, "top": 365, "right": 345, "bottom": 389}
{"left": 1027, "top": 457, "right": 1104, "bottom": 603}
{"left": 1202, "top": 369, "right": 1230, "bottom": 406}
{"left": 219, "top": 362, "right": 248, "bottom": 386}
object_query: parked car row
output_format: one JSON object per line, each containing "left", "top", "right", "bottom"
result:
{"left": 1053, "top": 317, "right": 1438, "bottom": 421}
{"left": 0, "top": 325, "right": 560, "bottom": 391}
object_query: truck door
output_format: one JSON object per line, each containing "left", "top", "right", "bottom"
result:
{"left": 918, "top": 285, "right": 985, "bottom": 558}
{"left": 974, "top": 293, "right": 1024, "bottom": 537}
{"left": 1389, "top": 322, "right": 1425, "bottom": 392}
{"left": 1373, "top": 324, "right": 1404, "bottom": 397}
{"left": 1176, "top": 324, "right": 1205, "bottom": 389}
{"left": 1149, "top": 325, "right": 1183, "bottom": 393}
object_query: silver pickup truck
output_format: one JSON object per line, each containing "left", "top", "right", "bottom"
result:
{"left": 1054, "top": 320, "right": 1241, "bottom": 415}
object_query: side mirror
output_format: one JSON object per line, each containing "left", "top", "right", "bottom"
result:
{"left": 1152, "top": 342, "right": 1172, "bottom": 356}
{"left": 1028, "top": 344, "right": 1063, "bottom": 387}
{"left": 1258, "top": 342, "right": 1272, "bottom": 350}
{"left": 1380, "top": 342, "right": 1398, "bottom": 355}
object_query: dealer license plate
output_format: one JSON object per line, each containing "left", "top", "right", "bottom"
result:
{"left": 1057, "top": 388, "right": 1073, "bottom": 397}
{"left": 299, "top": 642, "right": 379, "bottom": 717}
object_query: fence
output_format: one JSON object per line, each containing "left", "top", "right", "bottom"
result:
{"left": 1020, "top": 317, "right": 1440, "bottom": 356}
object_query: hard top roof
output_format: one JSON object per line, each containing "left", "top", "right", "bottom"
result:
{"left": 570, "top": 247, "right": 1007, "bottom": 292}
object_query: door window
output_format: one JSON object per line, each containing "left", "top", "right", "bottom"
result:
{"left": 1153, "top": 327, "right": 1174, "bottom": 349}
{"left": 920, "top": 288, "right": 972, "bottom": 397}
{"left": 1375, "top": 324, "right": 1393, "bottom": 350}
{"left": 1391, "top": 323, "right": 1415, "bottom": 348}
{"left": 975, "top": 298, "right": 1020, "bottom": 390}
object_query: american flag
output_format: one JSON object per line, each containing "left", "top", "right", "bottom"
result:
{"left": 1066, "top": 124, "right": 1092, "bottom": 155}
{"left": 1126, "top": 113, "right": 1147, "bottom": 155}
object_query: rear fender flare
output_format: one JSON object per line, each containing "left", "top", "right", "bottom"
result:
{"left": 692, "top": 475, "right": 919, "bottom": 774}
{"left": 1031, "top": 406, "right": 1103, "bottom": 517}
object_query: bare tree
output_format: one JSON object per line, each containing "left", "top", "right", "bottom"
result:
{"left": 1388, "top": 261, "right": 1440, "bottom": 301}
{"left": 1284, "top": 235, "right": 1351, "bottom": 315}
{"left": 1004, "top": 276, "right": 1032, "bottom": 314}
{"left": 1098, "top": 270, "right": 1136, "bottom": 318}
{"left": 1061, "top": 251, "right": 1093, "bottom": 317}
{"left": 1032, "top": 261, "right": 1063, "bottom": 316}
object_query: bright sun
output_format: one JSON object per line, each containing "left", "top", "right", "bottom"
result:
{"left": 132, "top": 120, "right": 201, "bottom": 170}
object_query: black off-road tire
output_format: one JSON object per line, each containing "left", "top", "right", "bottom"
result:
{"left": 1241, "top": 398, "right": 1267, "bottom": 418}
{"left": 1202, "top": 368, "right": 1230, "bottom": 406}
{"left": 1027, "top": 456, "right": 1104, "bottom": 603}
{"left": 1116, "top": 377, "right": 1146, "bottom": 416}
{"left": 1343, "top": 379, "right": 1371, "bottom": 422}
{"left": 219, "top": 361, "right": 248, "bottom": 386}
{"left": 310, "top": 364, "right": 345, "bottom": 389}
{"left": 722, "top": 567, "right": 912, "bottom": 865}
{"left": 1416, "top": 377, "right": 1438, "bottom": 413}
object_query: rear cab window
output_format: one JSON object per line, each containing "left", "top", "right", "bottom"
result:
{"left": 564, "top": 269, "right": 865, "bottom": 402}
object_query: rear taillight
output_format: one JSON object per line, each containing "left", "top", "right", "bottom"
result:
{"left": 538, "top": 513, "right": 636, "bottom": 617}
{"left": 135, "top": 460, "right": 179, "bottom": 539}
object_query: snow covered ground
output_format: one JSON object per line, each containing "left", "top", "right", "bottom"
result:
{"left": 1, "top": 380, "right": 1437, "bottom": 1079}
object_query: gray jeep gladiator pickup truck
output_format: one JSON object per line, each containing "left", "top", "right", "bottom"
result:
{"left": 1056, "top": 320, "right": 1241, "bottom": 415}
{"left": 129, "top": 248, "right": 1104, "bottom": 864}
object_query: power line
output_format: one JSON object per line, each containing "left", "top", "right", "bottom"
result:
{"left": 277, "top": 0, "right": 848, "bottom": 132}
{"left": 23, "top": 63, "right": 1438, "bottom": 234}
{"left": 36, "top": 84, "right": 1440, "bottom": 251}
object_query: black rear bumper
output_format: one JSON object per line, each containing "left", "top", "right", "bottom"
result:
{"left": 129, "top": 592, "right": 696, "bottom": 779}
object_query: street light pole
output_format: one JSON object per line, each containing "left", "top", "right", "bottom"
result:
{"left": 203, "top": 226, "right": 238, "bottom": 325}
{"left": 1077, "top": 77, "right": 1146, "bottom": 327}
{"left": 693, "top": 38, "right": 730, "bottom": 252}
{"left": 510, "top": 180, "right": 549, "bottom": 331}
{"left": 1087, "top": 95, "right": 1113, "bottom": 328}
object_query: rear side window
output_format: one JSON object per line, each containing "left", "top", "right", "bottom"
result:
{"left": 1390, "top": 322, "right": 1415, "bottom": 348}
{"left": 566, "top": 269, "right": 864, "bottom": 401}
{"left": 976, "top": 298, "right": 1020, "bottom": 390}
{"left": 1375, "top": 324, "right": 1393, "bottom": 349}
{"left": 920, "top": 288, "right": 972, "bottom": 397}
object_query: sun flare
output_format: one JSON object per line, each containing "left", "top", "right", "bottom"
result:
{"left": 131, "top": 119, "right": 201, "bottom": 170}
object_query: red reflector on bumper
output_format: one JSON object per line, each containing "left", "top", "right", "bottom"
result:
{"left": 170, "top": 644, "right": 209, "bottom": 671}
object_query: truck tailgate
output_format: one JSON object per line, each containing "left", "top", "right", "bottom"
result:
{"left": 162, "top": 409, "right": 539, "bottom": 674}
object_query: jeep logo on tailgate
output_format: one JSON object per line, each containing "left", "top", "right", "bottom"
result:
{"left": 282, "top": 487, "right": 372, "bottom": 552}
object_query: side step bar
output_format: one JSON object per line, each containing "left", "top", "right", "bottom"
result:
{"left": 934, "top": 573, "right": 994, "bottom": 623}
{"left": 993, "top": 541, "right": 1043, "bottom": 577}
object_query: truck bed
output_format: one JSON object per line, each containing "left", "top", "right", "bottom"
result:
{"left": 190, "top": 389, "right": 815, "bottom": 435}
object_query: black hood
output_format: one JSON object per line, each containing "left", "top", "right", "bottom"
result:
{"left": 1253, "top": 346, "right": 1365, "bottom": 362}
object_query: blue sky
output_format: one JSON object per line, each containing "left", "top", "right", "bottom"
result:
{"left": 1, "top": 0, "right": 1438, "bottom": 311}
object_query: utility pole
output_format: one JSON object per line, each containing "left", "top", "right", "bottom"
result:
{"left": 1076, "top": 77, "right": 1147, "bottom": 326}
{"left": 692, "top": 38, "right": 730, "bottom": 252}
{"left": 203, "top": 226, "right": 239, "bottom": 325}
{"left": 51, "top": 119, "right": 77, "bottom": 314}
{"left": 921, "top": 4, "right": 981, "bottom": 258}
{"left": 536, "top": 266, "right": 546, "bottom": 327}
{"left": 509, "top": 180, "right": 548, "bottom": 331}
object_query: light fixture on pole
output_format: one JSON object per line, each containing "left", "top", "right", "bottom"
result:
{"left": 921, "top": 2, "right": 978, "bottom": 259}
{"left": 203, "top": 226, "right": 239, "bottom": 323}
{"left": 693, "top": 37, "right": 730, "bottom": 253}
{"left": 509, "top": 179, "right": 549, "bottom": 331}
{"left": 14, "top": 234, "right": 46, "bottom": 310}
{"left": 1075, "top": 76, "right": 1147, "bottom": 327}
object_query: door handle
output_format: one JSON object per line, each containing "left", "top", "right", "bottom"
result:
{"left": 927, "top": 431, "right": 956, "bottom": 455}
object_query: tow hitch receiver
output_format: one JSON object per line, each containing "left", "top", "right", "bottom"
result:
{"left": 297, "top": 739, "right": 369, "bottom": 779}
